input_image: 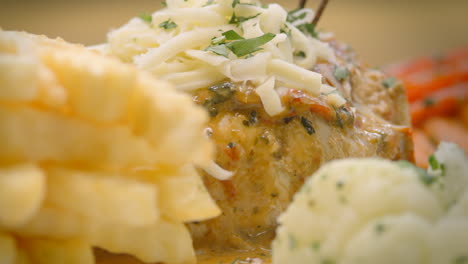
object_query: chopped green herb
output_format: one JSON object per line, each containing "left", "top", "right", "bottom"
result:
{"left": 288, "top": 234, "right": 298, "bottom": 250}
{"left": 382, "top": 76, "right": 397, "bottom": 89}
{"left": 321, "top": 259, "right": 335, "bottom": 264}
{"left": 280, "top": 26, "right": 292, "bottom": 37}
{"left": 225, "top": 33, "right": 275, "bottom": 57}
{"left": 211, "top": 36, "right": 226, "bottom": 45}
{"left": 232, "top": 0, "right": 240, "bottom": 8}
{"left": 336, "top": 180, "right": 345, "bottom": 189}
{"left": 202, "top": 0, "right": 215, "bottom": 6}
{"left": 397, "top": 160, "right": 438, "bottom": 186}
{"left": 287, "top": 8, "right": 307, "bottom": 23}
{"left": 205, "top": 44, "right": 230, "bottom": 58}
{"left": 333, "top": 66, "right": 350, "bottom": 81}
{"left": 294, "top": 51, "right": 306, "bottom": 58}
{"left": 454, "top": 255, "right": 468, "bottom": 264}
{"left": 208, "top": 82, "right": 235, "bottom": 102}
{"left": 311, "top": 241, "right": 321, "bottom": 251}
{"left": 159, "top": 19, "right": 177, "bottom": 30}
{"left": 230, "top": 258, "right": 239, "bottom": 264}
{"left": 300, "top": 117, "right": 315, "bottom": 135}
{"left": 229, "top": 13, "right": 261, "bottom": 26}
{"left": 375, "top": 223, "right": 386, "bottom": 234}
{"left": 297, "top": 23, "right": 318, "bottom": 38}
{"left": 139, "top": 13, "right": 152, "bottom": 23}
{"left": 423, "top": 97, "right": 435, "bottom": 107}
{"left": 339, "top": 196, "right": 348, "bottom": 204}
{"left": 222, "top": 30, "right": 244, "bottom": 40}
{"left": 161, "top": 0, "right": 167, "bottom": 7}
{"left": 428, "top": 154, "right": 446, "bottom": 175}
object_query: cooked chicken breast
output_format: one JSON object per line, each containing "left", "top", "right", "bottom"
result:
{"left": 189, "top": 40, "right": 412, "bottom": 251}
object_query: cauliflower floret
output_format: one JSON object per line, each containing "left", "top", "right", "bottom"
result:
{"left": 272, "top": 142, "right": 468, "bottom": 264}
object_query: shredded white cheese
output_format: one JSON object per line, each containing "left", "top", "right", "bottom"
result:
{"left": 105, "top": 0, "right": 337, "bottom": 117}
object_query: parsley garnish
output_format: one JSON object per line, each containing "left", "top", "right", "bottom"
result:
{"left": 211, "top": 36, "right": 226, "bottom": 45}
{"left": 300, "top": 116, "right": 315, "bottom": 135}
{"left": 294, "top": 51, "right": 306, "bottom": 58}
{"left": 229, "top": 13, "right": 261, "bottom": 26}
{"left": 374, "top": 223, "right": 386, "bottom": 234}
{"left": 203, "top": 0, "right": 215, "bottom": 6}
{"left": 139, "top": 13, "right": 152, "bottom": 23}
{"left": 288, "top": 234, "right": 298, "bottom": 250}
{"left": 161, "top": 0, "right": 167, "bottom": 7}
{"left": 423, "top": 97, "right": 435, "bottom": 107}
{"left": 159, "top": 19, "right": 177, "bottom": 30}
{"left": 287, "top": 8, "right": 307, "bottom": 23}
{"left": 225, "top": 33, "right": 275, "bottom": 57}
{"left": 334, "top": 66, "right": 350, "bottom": 81}
{"left": 297, "top": 23, "right": 318, "bottom": 38}
{"left": 222, "top": 30, "right": 244, "bottom": 40}
{"left": 232, "top": 0, "right": 240, "bottom": 8}
{"left": 397, "top": 160, "right": 437, "bottom": 186}
{"left": 205, "top": 44, "right": 230, "bottom": 57}
{"left": 382, "top": 76, "right": 397, "bottom": 89}
{"left": 311, "top": 241, "right": 321, "bottom": 251}
{"left": 454, "top": 256, "right": 468, "bottom": 264}
{"left": 428, "top": 154, "right": 446, "bottom": 175}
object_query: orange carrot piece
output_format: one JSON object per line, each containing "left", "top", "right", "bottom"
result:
{"left": 423, "top": 117, "right": 468, "bottom": 154}
{"left": 461, "top": 103, "right": 468, "bottom": 128}
{"left": 412, "top": 129, "right": 436, "bottom": 168}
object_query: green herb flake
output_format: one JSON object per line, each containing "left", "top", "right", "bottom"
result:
{"left": 211, "top": 36, "right": 226, "bottom": 45}
{"left": 205, "top": 44, "right": 230, "bottom": 58}
{"left": 294, "top": 51, "right": 306, "bottom": 58}
{"left": 159, "top": 19, "right": 177, "bottom": 30}
{"left": 336, "top": 180, "right": 345, "bottom": 190}
{"left": 300, "top": 116, "right": 315, "bottom": 135}
{"left": 382, "top": 76, "right": 397, "bottom": 89}
{"left": 321, "top": 259, "right": 335, "bottom": 264}
{"left": 229, "top": 12, "right": 261, "bottom": 26}
{"left": 311, "top": 241, "right": 321, "bottom": 251}
{"left": 423, "top": 97, "right": 436, "bottom": 107}
{"left": 375, "top": 223, "right": 386, "bottom": 234}
{"left": 203, "top": 0, "right": 215, "bottom": 7}
{"left": 225, "top": 33, "right": 275, "bottom": 57}
{"left": 161, "top": 1, "right": 167, "bottom": 7}
{"left": 139, "top": 13, "right": 152, "bottom": 23}
{"left": 232, "top": 0, "right": 240, "bottom": 8}
{"left": 222, "top": 30, "right": 244, "bottom": 40}
{"left": 230, "top": 258, "right": 239, "bottom": 264}
{"left": 428, "top": 154, "right": 446, "bottom": 175}
{"left": 397, "top": 160, "right": 438, "bottom": 186}
{"left": 454, "top": 255, "right": 468, "bottom": 264}
{"left": 297, "top": 23, "right": 318, "bottom": 38}
{"left": 334, "top": 66, "right": 350, "bottom": 81}
{"left": 287, "top": 8, "right": 307, "bottom": 23}
{"left": 288, "top": 234, "right": 298, "bottom": 250}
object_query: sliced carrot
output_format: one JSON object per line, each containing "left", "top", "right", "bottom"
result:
{"left": 461, "top": 103, "right": 468, "bottom": 128}
{"left": 412, "top": 129, "right": 436, "bottom": 168}
{"left": 410, "top": 83, "right": 468, "bottom": 126}
{"left": 423, "top": 117, "right": 468, "bottom": 154}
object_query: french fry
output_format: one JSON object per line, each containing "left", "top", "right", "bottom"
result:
{"left": 46, "top": 167, "right": 159, "bottom": 227}
{"left": 90, "top": 218, "right": 195, "bottom": 264}
{"left": 0, "top": 164, "right": 45, "bottom": 228}
{"left": 0, "top": 232, "right": 16, "bottom": 264}
{"left": 24, "top": 238, "right": 94, "bottom": 264}
{"left": 0, "top": 105, "right": 158, "bottom": 169}
{"left": 153, "top": 165, "right": 220, "bottom": 222}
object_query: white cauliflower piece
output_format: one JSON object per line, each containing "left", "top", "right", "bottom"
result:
{"left": 273, "top": 142, "right": 468, "bottom": 264}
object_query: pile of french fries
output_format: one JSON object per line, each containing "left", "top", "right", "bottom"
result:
{"left": 0, "top": 31, "right": 219, "bottom": 264}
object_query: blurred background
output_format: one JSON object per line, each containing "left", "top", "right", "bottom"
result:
{"left": 1, "top": 0, "right": 468, "bottom": 66}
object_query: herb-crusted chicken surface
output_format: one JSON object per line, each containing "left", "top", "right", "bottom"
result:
{"left": 189, "top": 40, "right": 412, "bottom": 251}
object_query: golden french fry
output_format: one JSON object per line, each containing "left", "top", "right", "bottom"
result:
{"left": 0, "top": 105, "right": 158, "bottom": 169}
{"left": 0, "top": 164, "right": 45, "bottom": 228}
{"left": 46, "top": 167, "right": 159, "bottom": 227}
{"left": 0, "top": 232, "right": 16, "bottom": 264}
{"left": 90, "top": 218, "right": 195, "bottom": 264}
{"left": 24, "top": 238, "right": 94, "bottom": 264}
{"left": 153, "top": 165, "right": 220, "bottom": 222}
